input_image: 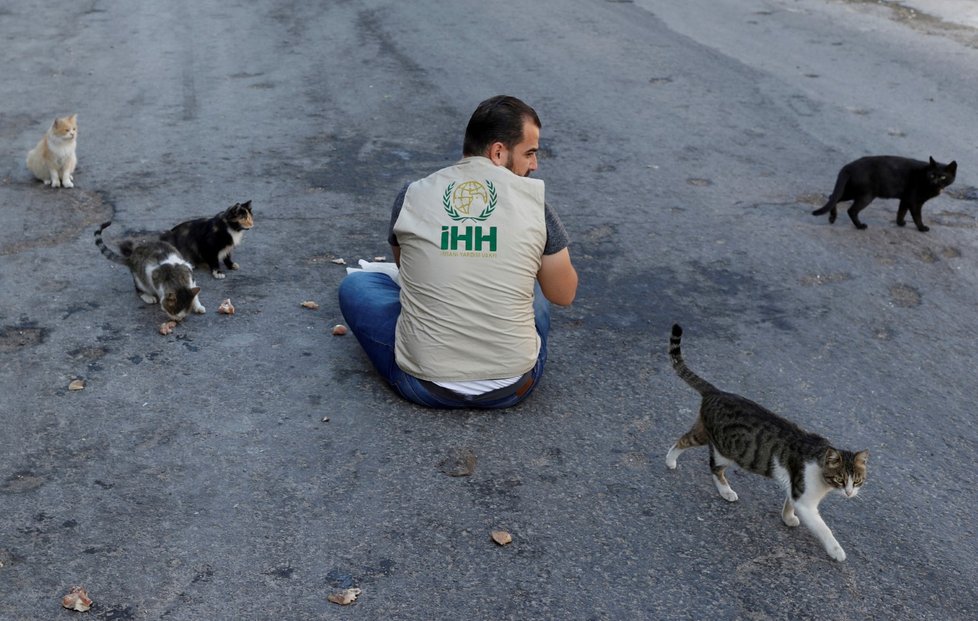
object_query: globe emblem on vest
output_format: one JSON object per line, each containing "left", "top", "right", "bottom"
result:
{"left": 452, "top": 181, "right": 488, "bottom": 215}
{"left": 443, "top": 180, "right": 498, "bottom": 222}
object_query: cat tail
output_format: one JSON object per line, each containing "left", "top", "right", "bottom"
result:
{"left": 94, "top": 221, "right": 127, "bottom": 265}
{"left": 669, "top": 324, "right": 719, "bottom": 394}
{"left": 812, "top": 168, "right": 849, "bottom": 216}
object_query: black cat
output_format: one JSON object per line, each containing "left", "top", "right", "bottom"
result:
{"left": 812, "top": 156, "right": 956, "bottom": 232}
{"left": 160, "top": 201, "right": 254, "bottom": 279}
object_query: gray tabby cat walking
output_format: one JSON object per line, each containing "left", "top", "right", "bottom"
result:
{"left": 95, "top": 222, "right": 205, "bottom": 321}
{"left": 665, "top": 324, "right": 868, "bottom": 561}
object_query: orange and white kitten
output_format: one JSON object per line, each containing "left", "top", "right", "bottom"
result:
{"left": 26, "top": 114, "right": 78, "bottom": 188}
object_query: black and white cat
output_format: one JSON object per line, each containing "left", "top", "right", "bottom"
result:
{"left": 160, "top": 200, "right": 254, "bottom": 279}
{"left": 812, "top": 155, "right": 956, "bottom": 231}
{"left": 95, "top": 222, "right": 205, "bottom": 320}
{"left": 665, "top": 324, "right": 868, "bottom": 562}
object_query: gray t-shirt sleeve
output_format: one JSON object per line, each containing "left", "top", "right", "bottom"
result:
{"left": 388, "top": 182, "right": 409, "bottom": 247}
{"left": 544, "top": 202, "right": 570, "bottom": 255}
{"left": 389, "top": 181, "right": 569, "bottom": 255}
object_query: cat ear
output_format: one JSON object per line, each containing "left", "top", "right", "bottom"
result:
{"left": 854, "top": 450, "right": 869, "bottom": 466}
{"left": 68, "top": 114, "right": 77, "bottom": 123}
{"left": 929, "top": 156, "right": 937, "bottom": 166}
{"left": 241, "top": 200, "right": 252, "bottom": 209}
{"left": 947, "top": 161, "right": 957, "bottom": 173}
{"left": 824, "top": 448, "right": 842, "bottom": 466}
{"left": 191, "top": 287, "right": 201, "bottom": 296}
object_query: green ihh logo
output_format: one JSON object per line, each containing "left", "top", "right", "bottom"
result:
{"left": 441, "top": 180, "right": 498, "bottom": 252}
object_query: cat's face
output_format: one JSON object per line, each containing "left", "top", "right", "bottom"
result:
{"left": 822, "top": 448, "right": 869, "bottom": 497}
{"left": 162, "top": 286, "right": 201, "bottom": 321}
{"left": 51, "top": 114, "right": 78, "bottom": 141}
{"left": 927, "top": 158, "right": 957, "bottom": 190}
{"left": 225, "top": 201, "right": 254, "bottom": 229}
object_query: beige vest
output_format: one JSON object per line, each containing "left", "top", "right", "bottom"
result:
{"left": 393, "top": 157, "right": 546, "bottom": 381}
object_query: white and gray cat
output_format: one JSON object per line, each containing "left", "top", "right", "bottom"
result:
{"left": 95, "top": 221, "right": 205, "bottom": 321}
{"left": 26, "top": 114, "right": 78, "bottom": 188}
{"left": 666, "top": 324, "right": 868, "bottom": 562}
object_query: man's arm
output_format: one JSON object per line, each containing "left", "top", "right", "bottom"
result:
{"left": 538, "top": 248, "right": 578, "bottom": 306}
{"left": 392, "top": 244, "right": 401, "bottom": 267}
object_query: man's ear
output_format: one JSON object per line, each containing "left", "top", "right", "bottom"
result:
{"left": 488, "top": 141, "right": 508, "bottom": 166}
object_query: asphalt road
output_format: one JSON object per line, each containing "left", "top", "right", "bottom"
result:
{"left": 2, "top": 0, "right": 977, "bottom": 619}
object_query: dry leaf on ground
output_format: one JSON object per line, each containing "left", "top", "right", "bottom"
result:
{"left": 491, "top": 530, "right": 513, "bottom": 546}
{"left": 217, "top": 299, "right": 235, "bottom": 315}
{"left": 327, "top": 587, "right": 362, "bottom": 605}
{"left": 159, "top": 321, "right": 177, "bottom": 335}
{"left": 331, "top": 325, "right": 348, "bottom": 336}
{"left": 68, "top": 379, "right": 85, "bottom": 391}
{"left": 300, "top": 300, "right": 320, "bottom": 310}
{"left": 438, "top": 448, "right": 477, "bottom": 477}
{"left": 61, "top": 586, "right": 93, "bottom": 612}
{"left": 330, "top": 258, "right": 346, "bottom": 265}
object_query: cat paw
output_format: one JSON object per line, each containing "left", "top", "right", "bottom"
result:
{"left": 63, "top": 180, "right": 74, "bottom": 188}
{"left": 194, "top": 305, "right": 206, "bottom": 314}
{"left": 855, "top": 223, "right": 868, "bottom": 230}
{"left": 50, "top": 179, "right": 61, "bottom": 188}
{"left": 916, "top": 225, "right": 930, "bottom": 232}
{"left": 828, "top": 214, "right": 837, "bottom": 223}
{"left": 211, "top": 270, "right": 226, "bottom": 279}
{"left": 230, "top": 262, "right": 240, "bottom": 270}
{"left": 896, "top": 219, "right": 906, "bottom": 227}
{"left": 719, "top": 489, "right": 738, "bottom": 502}
{"left": 826, "top": 544, "right": 846, "bottom": 562}
{"left": 665, "top": 445, "right": 679, "bottom": 469}
{"left": 782, "top": 515, "right": 800, "bottom": 528}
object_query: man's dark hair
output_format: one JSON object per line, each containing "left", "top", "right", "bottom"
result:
{"left": 462, "top": 95, "right": 541, "bottom": 157}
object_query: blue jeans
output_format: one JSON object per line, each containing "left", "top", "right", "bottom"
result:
{"left": 337, "top": 271, "right": 550, "bottom": 409}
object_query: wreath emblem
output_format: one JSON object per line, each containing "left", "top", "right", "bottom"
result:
{"left": 443, "top": 180, "right": 497, "bottom": 222}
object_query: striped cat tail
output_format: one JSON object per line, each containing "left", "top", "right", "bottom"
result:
{"left": 669, "top": 324, "right": 718, "bottom": 394}
{"left": 94, "top": 221, "right": 127, "bottom": 265}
